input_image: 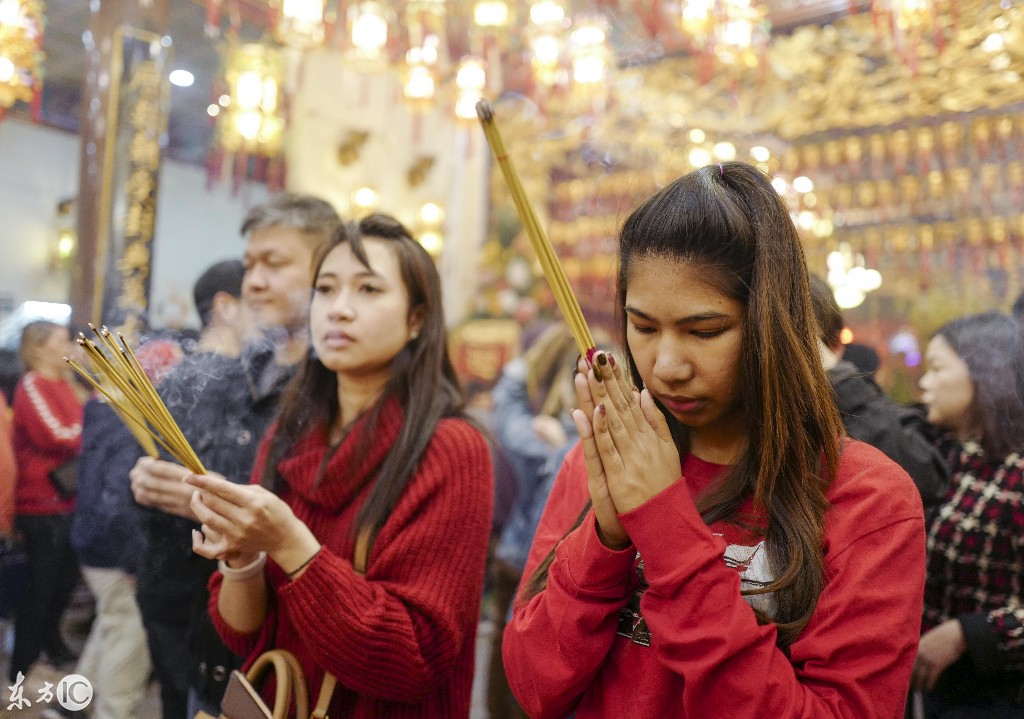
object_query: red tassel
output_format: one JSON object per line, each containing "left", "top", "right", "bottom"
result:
{"left": 233, "top": 150, "right": 247, "bottom": 195}
{"left": 31, "top": 87, "right": 42, "bottom": 122}
{"left": 205, "top": 0, "right": 221, "bottom": 36}
{"left": 205, "top": 148, "right": 218, "bottom": 190}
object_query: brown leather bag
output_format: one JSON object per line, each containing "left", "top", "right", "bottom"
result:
{"left": 195, "top": 532, "right": 371, "bottom": 719}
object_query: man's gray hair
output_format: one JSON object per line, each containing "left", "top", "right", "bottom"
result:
{"left": 240, "top": 193, "right": 341, "bottom": 241}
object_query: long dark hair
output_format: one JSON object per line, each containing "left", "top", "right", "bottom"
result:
{"left": 260, "top": 213, "right": 465, "bottom": 552}
{"left": 934, "top": 311, "right": 1024, "bottom": 458}
{"left": 523, "top": 162, "right": 843, "bottom": 648}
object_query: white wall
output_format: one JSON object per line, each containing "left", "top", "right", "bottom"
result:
{"left": 287, "top": 51, "right": 488, "bottom": 326}
{"left": 0, "top": 120, "right": 79, "bottom": 310}
{"left": 0, "top": 119, "right": 268, "bottom": 329}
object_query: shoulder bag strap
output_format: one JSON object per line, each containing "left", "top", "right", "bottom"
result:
{"left": 310, "top": 527, "right": 372, "bottom": 719}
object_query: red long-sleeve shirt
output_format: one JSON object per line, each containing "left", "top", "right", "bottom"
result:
{"left": 504, "top": 439, "right": 925, "bottom": 718}
{"left": 209, "top": 405, "right": 493, "bottom": 718}
{"left": 12, "top": 372, "right": 82, "bottom": 516}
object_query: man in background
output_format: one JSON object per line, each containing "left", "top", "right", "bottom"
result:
{"left": 809, "top": 274, "right": 949, "bottom": 509}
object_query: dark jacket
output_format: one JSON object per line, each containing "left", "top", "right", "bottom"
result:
{"left": 135, "top": 343, "right": 294, "bottom": 703}
{"left": 70, "top": 399, "right": 147, "bottom": 572}
{"left": 828, "top": 360, "right": 950, "bottom": 508}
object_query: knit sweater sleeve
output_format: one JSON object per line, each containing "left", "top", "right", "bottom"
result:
{"left": 274, "top": 420, "right": 492, "bottom": 702}
{"left": 14, "top": 374, "right": 82, "bottom": 454}
{"left": 503, "top": 446, "right": 638, "bottom": 719}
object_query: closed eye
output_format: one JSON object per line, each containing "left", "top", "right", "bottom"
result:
{"left": 692, "top": 328, "right": 727, "bottom": 339}
{"left": 630, "top": 322, "right": 656, "bottom": 335}
{"left": 359, "top": 283, "right": 383, "bottom": 294}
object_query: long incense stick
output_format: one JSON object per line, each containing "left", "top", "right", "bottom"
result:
{"left": 65, "top": 327, "right": 205, "bottom": 474}
{"left": 475, "top": 100, "right": 597, "bottom": 363}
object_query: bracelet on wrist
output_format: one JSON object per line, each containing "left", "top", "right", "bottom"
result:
{"left": 286, "top": 547, "right": 322, "bottom": 579}
{"left": 218, "top": 552, "right": 267, "bottom": 581}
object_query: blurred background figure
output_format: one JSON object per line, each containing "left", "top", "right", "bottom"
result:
{"left": 841, "top": 342, "right": 882, "bottom": 379}
{"left": 809, "top": 274, "right": 950, "bottom": 508}
{"left": 190, "top": 259, "right": 248, "bottom": 358}
{"left": 913, "top": 312, "right": 1024, "bottom": 718}
{"left": 68, "top": 337, "right": 184, "bottom": 719}
{"left": 9, "top": 321, "right": 84, "bottom": 681}
{"left": 487, "top": 322, "right": 580, "bottom": 719}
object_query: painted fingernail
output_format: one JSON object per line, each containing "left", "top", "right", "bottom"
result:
{"left": 608, "top": 354, "right": 616, "bottom": 368}
{"left": 596, "top": 403, "right": 605, "bottom": 415}
{"left": 597, "top": 352, "right": 608, "bottom": 366}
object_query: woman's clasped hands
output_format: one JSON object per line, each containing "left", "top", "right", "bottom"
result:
{"left": 571, "top": 350, "right": 681, "bottom": 550}
{"left": 185, "top": 472, "right": 320, "bottom": 572}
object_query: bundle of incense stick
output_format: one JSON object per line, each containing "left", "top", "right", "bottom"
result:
{"left": 106, "top": 385, "right": 159, "bottom": 459}
{"left": 475, "top": 100, "right": 597, "bottom": 363}
{"left": 65, "top": 325, "right": 205, "bottom": 474}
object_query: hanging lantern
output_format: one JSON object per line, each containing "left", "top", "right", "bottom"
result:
{"left": 346, "top": 1, "right": 391, "bottom": 70}
{"left": 417, "top": 201, "right": 445, "bottom": 258}
{"left": 403, "top": 1, "right": 446, "bottom": 106}
{"left": 471, "top": 0, "right": 509, "bottom": 94}
{"left": 569, "top": 15, "right": 609, "bottom": 87}
{"left": 679, "top": 0, "right": 715, "bottom": 53}
{"left": 454, "top": 55, "right": 486, "bottom": 121}
{"left": 0, "top": 0, "right": 44, "bottom": 111}
{"left": 872, "top": 0, "right": 941, "bottom": 71}
{"left": 216, "top": 43, "right": 286, "bottom": 157}
{"left": 274, "top": 0, "right": 327, "bottom": 50}
{"left": 473, "top": 0, "right": 510, "bottom": 29}
{"left": 678, "top": 0, "right": 770, "bottom": 75}
{"left": 715, "top": 0, "right": 769, "bottom": 68}
{"left": 528, "top": 0, "right": 565, "bottom": 88}
{"left": 404, "top": 48, "right": 437, "bottom": 104}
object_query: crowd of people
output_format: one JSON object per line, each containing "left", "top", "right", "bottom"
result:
{"left": 1, "top": 162, "right": 1022, "bottom": 719}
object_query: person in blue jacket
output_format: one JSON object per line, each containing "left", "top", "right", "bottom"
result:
{"left": 70, "top": 337, "right": 183, "bottom": 719}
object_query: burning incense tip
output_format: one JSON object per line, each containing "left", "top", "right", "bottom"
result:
{"left": 475, "top": 99, "right": 493, "bottom": 122}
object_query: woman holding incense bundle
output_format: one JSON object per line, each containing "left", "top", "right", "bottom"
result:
{"left": 502, "top": 162, "right": 926, "bottom": 718}
{"left": 9, "top": 321, "right": 84, "bottom": 681}
{"left": 187, "top": 213, "right": 494, "bottom": 718}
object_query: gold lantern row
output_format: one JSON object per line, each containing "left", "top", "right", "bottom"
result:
{"left": 214, "top": 42, "right": 286, "bottom": 158}
{"left": 0, "top": 0, "right": 44, "bottom": 110}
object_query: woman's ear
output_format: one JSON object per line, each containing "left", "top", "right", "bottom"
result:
{"left": 408, "top": 306, "right": 426, "bottom": 341}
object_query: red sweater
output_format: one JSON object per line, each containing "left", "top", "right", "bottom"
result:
{"left": 504, "top": 439, "right": 925, "bottom": 719}
{"left": 12, "top": 372, "right": 82, "bottom": 516}
{"left": 209, "top": 404, "right": 494, "bottom": 718}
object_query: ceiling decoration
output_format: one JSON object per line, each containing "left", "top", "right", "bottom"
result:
{"left": 0, "top": 0, "right": 44, "bottom": 114}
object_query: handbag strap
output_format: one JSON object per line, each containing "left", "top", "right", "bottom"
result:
{"left": 308, "top": 527, "right": 372, "bottom": 719}
{"left": 246, "top": 649, "right": 310, "bottom": 719}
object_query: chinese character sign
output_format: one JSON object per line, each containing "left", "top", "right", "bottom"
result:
{"left": 94, "top": 27, "right": 170, "bottom": 334}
